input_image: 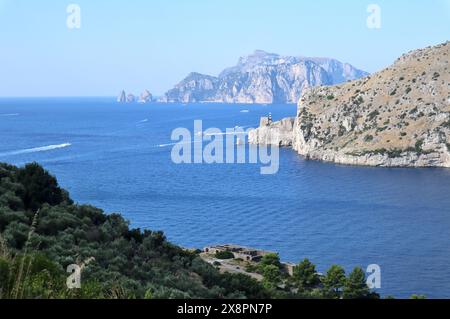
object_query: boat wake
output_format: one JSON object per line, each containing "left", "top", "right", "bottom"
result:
{"left": 0, "top": 143, "right": 72, "bottom": 157}
{"left": 0, "top": 113, "right": 20, "bottom": 117}
{"left": 158, "top": 141, "right": 201, "bottom": 148}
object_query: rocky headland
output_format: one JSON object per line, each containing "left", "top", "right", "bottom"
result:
{"left": 249, "top": 42, "right": 450, "bottom": 168}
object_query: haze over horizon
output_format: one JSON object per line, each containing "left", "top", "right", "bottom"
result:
{"left": 0, "top": 0, "right": 449, "bottom": 97}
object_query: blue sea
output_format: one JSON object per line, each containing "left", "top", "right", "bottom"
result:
{"left": 1, "top": 97, "right": 450, "bottom": 298}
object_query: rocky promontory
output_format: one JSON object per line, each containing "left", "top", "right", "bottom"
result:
{"left": 249, "top": 41, "right": 450, "bottom": 168}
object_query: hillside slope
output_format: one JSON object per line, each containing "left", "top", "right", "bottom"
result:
{"left": 250, "top": 42, "right": 450, "bottom": 168}
{"left": 0, "top": 163, "right": 269, "bottom": 299}
{"left": 292, "top": 41, "right": 450, "bottom": 167}
{"left": 0, "top": 163, "right": 379, "bottom": 299}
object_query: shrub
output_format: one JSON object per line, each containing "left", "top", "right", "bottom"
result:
{"left": 215, "top": 251, "right": 234, "bottom": 260}
{"left": 367, "top": 110, "right": 380, "bottom": 121}
{"left": 415, "top": 139, "right": 424, "bottom": 153}
{"left": 441, "top": 120, "right": 450, "bottom": 129}
{"left": 409, "top": 107, "right": 418, "bottom": 114}
{"left": 16, "top": 163, "right": 72, "bottom": 211}
{"left": 260, "top": 253, "right": 281, "bottom": 268}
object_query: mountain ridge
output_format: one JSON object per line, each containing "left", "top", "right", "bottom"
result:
{"left": 160, "top": 50, "right": 368, "bottom": 104}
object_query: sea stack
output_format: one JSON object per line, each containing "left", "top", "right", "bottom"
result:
{"left": 117, "top": 90, "right": 127, "bottom": 103}
{"left": 126, "top": 94, "right": 136, "bottom": 103}
{"left": 138, "top": 90, "right": 153, "bottom": 104}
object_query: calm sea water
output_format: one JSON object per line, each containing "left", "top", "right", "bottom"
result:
{"left": 1, "top": 97, "right": 450, "bottom": 298}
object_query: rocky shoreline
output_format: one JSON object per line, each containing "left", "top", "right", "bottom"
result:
{"left": 249, "top": 115, "right": 450, "bottom": 168}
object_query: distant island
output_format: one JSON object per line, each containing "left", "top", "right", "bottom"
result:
{"left": 158, "top": 50, "right": 368, "bottom": 104}
{"left": 249, "top": 41, "right": 450, "bottom": 168}
{"left": 116, "top": 51, "right": 368, "bottom": 105}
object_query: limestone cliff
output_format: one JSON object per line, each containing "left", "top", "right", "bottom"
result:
{"left": 160, "top": 51, "right": 368, "bottom": 104}
{"left": 248, "top": 117, "right": 296, "bottom": 147}
{"left": 160, "top": 73, "right": 219, "bottom": 103}
{"left": 250, "top": 41, "right": 450, "bottom": 168}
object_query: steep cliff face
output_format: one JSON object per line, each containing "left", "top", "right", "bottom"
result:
{"left": 292, "top": 41, "right": 450, "bottom": 167}
{"left": 161, "top": 51, "right": 368, "bottom": 104}
{"left": 160, "top": 72, "right": 219, "bottom": 103}
{"left": 248, "top": 117, "right": 296, "bottom": 147}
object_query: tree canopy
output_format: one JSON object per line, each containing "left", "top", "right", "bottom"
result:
{"left": 0, "top": 162, "right": 381, "bottom": 299}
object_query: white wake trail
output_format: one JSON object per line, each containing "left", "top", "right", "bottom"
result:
{"left": 0, "top": 113, "right": 20, "bottom": 117}
{"left": 0, "top": 143, "right": 72, "bottom": 157}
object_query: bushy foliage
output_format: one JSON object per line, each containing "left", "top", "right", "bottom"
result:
{"left": 342, "top": 267, "right": 374, "bottom": 299}
{"left": 0, "top": 163, "right": 269, "bottom": 299}
{"left": 322, "top": 265, "right": 346, "bottom": 299}
{"left": 293, "top": 259, "right": 321, "bottom": 289}
{"left": 214, "top": 251, "right": 234, "bottom": 260}
{"left": 0, "top": 162, "right": 381, "bottom": 299}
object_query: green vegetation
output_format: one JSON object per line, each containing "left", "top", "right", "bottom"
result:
{"left": 441, "top": 120, "right": 450, "bottom": 129}
{"left": 356, "top": 96, "right": 364, "bottom": 105}
{"left": 322, "top": 265, "right": 346, "bottom": 299}
{"left": 410, "top": 294, "right": 427, "bottom": 300}
{"left": 0, "top": 162, "right": 380, "bottom": 299}
{"left": 409, "top": 107, "right": 418, "bottom": 115}
{"left": 342, "top": 267, "right": 372, "bottom": 299}
{"left": 214, "top": 251, "right": 234, "bottom": 260}
{"left": 292, "top": 259, "right": 320, "bottom": 290}
{"left": 0, "top": 163, "right": 271, "bottom": 299}
{"left": 415, "top": 139, "right": 424, "bottom": 153}
{"left": 367, "top": 110, "right": 380, "bottom": 121}
{"left": 364, "top": 135, "right": 374, "bottom": 142}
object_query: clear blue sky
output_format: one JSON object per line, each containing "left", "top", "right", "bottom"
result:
{"left": 0, "top": 0, "right": 449, "bottom": 97}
